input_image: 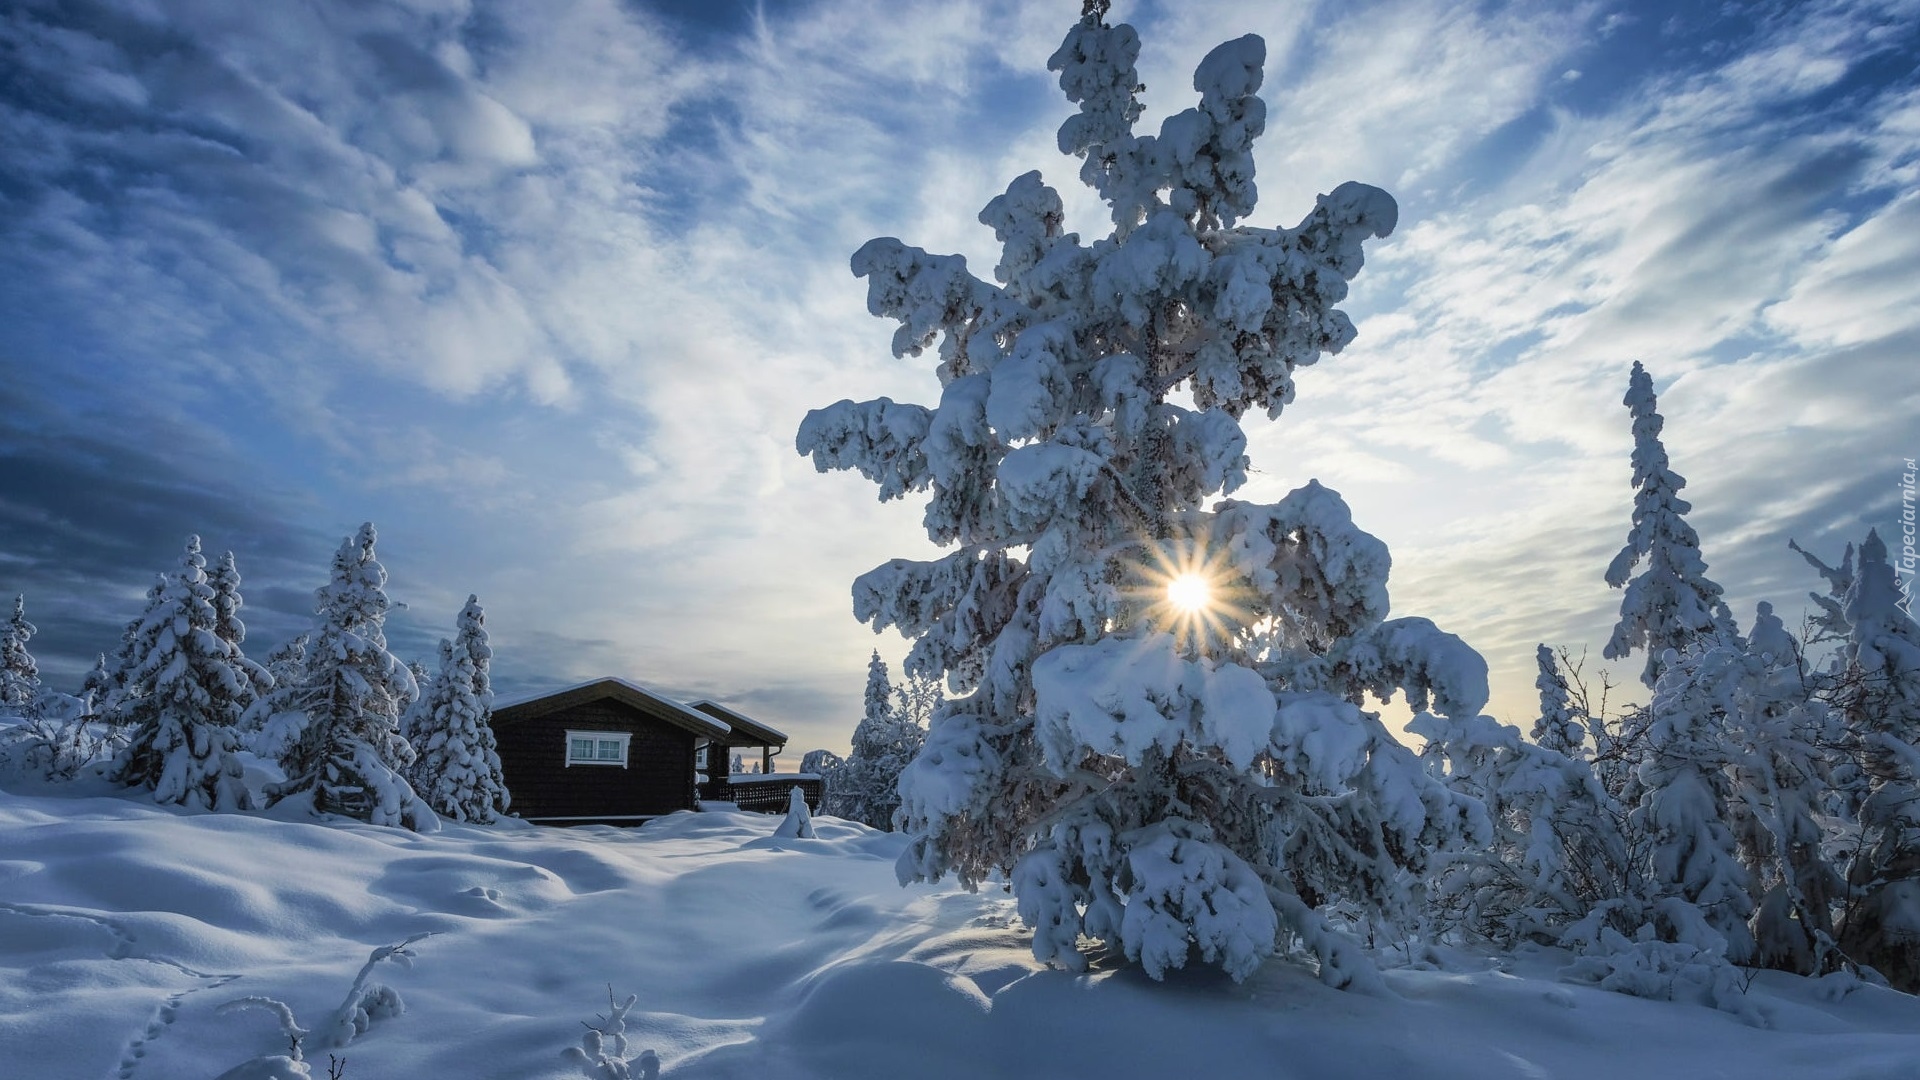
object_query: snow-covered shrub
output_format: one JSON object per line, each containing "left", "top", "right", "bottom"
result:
{"left": 217, "top": 933, "right": 427, "bottom": 1077}
{"left": 1558, "top": 908, "right": 1763, "bottom": 1025}
{"left": 109, "top": 536, "right": 256, "bottom": 810}
{"left": 799, "top": 7, "right": 1484, "bottom": 986}
{"left": 563, "top": 989, "right": 660, "bottom": 1080}
{"left": 0, "top": 690, "right": 121, "bottom": 782}
{"left": 407, "top": 596, "right": 509, "bottom": 824}
{"left": 1413, "top": 710, "right": 1627, "bottom": 947}
{"left": 800, "top": 748, "right": 842, "bottom": 777}
{"left": 263, "top": 523, "right": 437, "bottom": 832}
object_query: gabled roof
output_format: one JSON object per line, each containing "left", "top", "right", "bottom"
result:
{"left": 492, "top": 677, "right": 731, "bottom": 740}
{"left": 687, "top": 700, "right": 788, "bottom": 747}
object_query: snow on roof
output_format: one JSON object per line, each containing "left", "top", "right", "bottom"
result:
{"left": 491, "top": 676, "right": 731, "bottom": 740}
{"left": 688, "top": 699, "right": 789, "bottom": 746}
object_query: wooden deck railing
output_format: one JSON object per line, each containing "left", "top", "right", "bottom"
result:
{"left": 718, "top": 775, "right": 823, "bottom": 814}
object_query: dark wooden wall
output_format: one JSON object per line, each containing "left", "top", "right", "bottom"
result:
{"left": 494, "top": 700, "right": 696, "bottom": 822}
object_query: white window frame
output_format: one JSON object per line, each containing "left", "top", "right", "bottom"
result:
{"left": 565, "top": 730, "right": 632, "bottom": 768}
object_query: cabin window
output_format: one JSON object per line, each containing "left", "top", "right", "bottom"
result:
{"left": 565, "top": 730, "right": 631, "bottom": 767}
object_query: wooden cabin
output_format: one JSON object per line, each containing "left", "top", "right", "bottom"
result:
{"left": 491, "top": 678, "right": 729, "bottom": 825}
{"left": 490, "top": 678, "right": 817, "bottom": 825}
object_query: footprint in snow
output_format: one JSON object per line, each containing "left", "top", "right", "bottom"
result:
{"left": 0, "top": 903, "right": 243, "bottom": 1080}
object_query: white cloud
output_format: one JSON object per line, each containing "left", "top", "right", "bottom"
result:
{"left": 7, "top": 0, "right": 1918, "bottom": 750}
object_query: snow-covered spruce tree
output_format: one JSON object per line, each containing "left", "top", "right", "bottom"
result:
{"left": 798, "top": 7, "right": 1484, "bottom": 985}
{"left": 1530, "top": 644, "right": 1586, "bottom": 758}
{"left": 407, "top": 597, "right": 508, "bottom": 824}
{"left": 265, "top": 523, "right": 436, "bottom": 831}
{"left": 208, "top": 550, "right": 274, "bottom": 702}
{"left": 1603, "top": 362, "right": 1739, "bottom": 689}
{"left": 863, "top": 649, "right": 892, "bottom": 726}
{"left": 209, "top": 550, "right": 246, "bottom": 647}
{"left": 455, "top": 593, "right": 491, "bottom": 700}
{"left": 826, "top": 651, "right": 928, "bottom": 829}
{"left": 1833, "top": 529, "right": 1920, "bottom": 990}
{"left": 0, "top": 594, "right": 40, "bottom": 712}
{"left": 109, "top": 537, "right": 254, "bottom": 810}
{"left": 102, "top": 576, "right": 168, "bottom": 723}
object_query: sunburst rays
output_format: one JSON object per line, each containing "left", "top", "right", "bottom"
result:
{"left": 1121, "top": 532, "right": 1251, "bottom": 655}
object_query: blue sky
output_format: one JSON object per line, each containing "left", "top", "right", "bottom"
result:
{"left": 1, "top": 0, "right": 1915, "bottom": 754}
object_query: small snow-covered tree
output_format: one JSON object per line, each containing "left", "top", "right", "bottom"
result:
{"left": 798, "top": 7, "right": 1483, "bottom": 985}
{"left": 264, "top": 634, "right": 310, "bottom": 689}
{"left": 109, "top": 536, "right": 254, "bottom": 810}
{"left": 561, "top": 990, "right": 660, "bottom": 1080}
{"left": 1629, "top": 642, "right": 1757, "bottom": 963}
{"left": 861, "top": 649, "right": 891, "bottom": 725}
{"left": 894, "top": 665, "right": 945, "bottom": 727}
{"left": 1723, "top": 603, "right": 1844, "bottom": 975}
{"left": 1413, "top": 710, "right": 1626, "bottom": 947}
{"left": 407, "top": 596, "right": 508, "bottom": 824}
{"left": 0, "top": 594, "right": 40, "bottom": 712}
{"left": 1586, "top": 617, "right": 1846, "bottom": 980}
{"left": 80, "top": 653, "right": 116, "bottom": 718}
{"left": 247, "top": 634, "right": 310, "bottom": 744}
{"left": 1832, "top": 529, "right": 1920, "bottom": 990}
{"left": 1530, "top": 644, "right": 1586, "bottom": 758}
{"left": 265, "top": 523, "right": 436, "bottom": 831}
{"left": 1603, "top": 362, "right": 1739, "bottom": 688}
{"left": 773, "top": 784, "right": 818, "bottom": 839}
{"left": 1791, "top": 537, "right": 1857, "bottom": 649}
{"left": 826, "top": 651, "right": 927, "bottom": 829}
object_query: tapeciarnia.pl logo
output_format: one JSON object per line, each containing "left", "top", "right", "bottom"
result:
{"left": 1899, "top": 457, "right": 1916, "bottom": 619}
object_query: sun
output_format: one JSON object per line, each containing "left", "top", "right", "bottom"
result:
{"left": 1125, "top": 537, "right": 1247, "bottom": 654}
{"left": 1167, "top": 573, "right": 1211, "bottom": 614}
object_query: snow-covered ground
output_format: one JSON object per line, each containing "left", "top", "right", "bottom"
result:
{"left": 3, "top": 780, "right": 1918, "bottom": 1080}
